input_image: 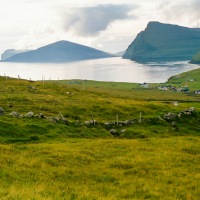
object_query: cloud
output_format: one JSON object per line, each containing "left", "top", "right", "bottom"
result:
{"left": 61, "top": 4, "right": 137, "bottom": 36}
{"left": 157, "top": 0, "right": 200, "bottom": 27}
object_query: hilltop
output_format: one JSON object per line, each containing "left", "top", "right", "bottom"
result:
{"left": 1, "top": 40, "right": 113, "bottom": 63}
{"left": 123, "top": 21, "right": 200, "bottom": 62}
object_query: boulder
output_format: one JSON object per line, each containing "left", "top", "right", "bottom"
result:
{"left": 110, "top": 129, "right": 119, "bottom": 136}
{"left": 171, "top": 121, "right": 177, "bottom": 127}
{"left": 179, "top": 107, "right": 196, "bottom": 116}
{"left": 35, "top": 113, "right": 45, "bottom": 118}
{"left": 27, "top": 86, "right": 36, "bottom": 90}
{"left": 25, "top": 111, "right": 34, "bottom": 118}
{"left": 9, "top": 111, "right": 21, "bottom": 117}
{"left": 0, "top": 107, "right": 4, "bottom": 116}
{"left": 163, "top": 113, "right": 177, "bottom": 121}
{"left": 120, "top": 129, "right": 126, "bottom": 133}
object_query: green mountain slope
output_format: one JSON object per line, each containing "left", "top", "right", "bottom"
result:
{"left": 123, "top": 21, "right": 200, "bottom": 62}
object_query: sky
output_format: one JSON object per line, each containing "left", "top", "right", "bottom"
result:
{"left": 0, "top": 0, "right": 200, "bottom": 55}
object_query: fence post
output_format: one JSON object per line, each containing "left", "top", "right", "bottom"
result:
{"left": 91, "top": 114, "right": 95, "bottom": 125}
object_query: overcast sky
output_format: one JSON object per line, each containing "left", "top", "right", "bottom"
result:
{"left": 0, "top": 0, "right": 200, "bottom": 55}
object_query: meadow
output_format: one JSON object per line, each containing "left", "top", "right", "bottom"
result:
{"left": 0, "top": 68, "right": 200, "bottom": 199}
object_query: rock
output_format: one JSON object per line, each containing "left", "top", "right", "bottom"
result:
{"left": 84, "top": 121, "right": 91, "bottom": 126}
{"left": 110, "top": 129, "right": 119, "bottom": 136}
{"left": 0, "top": 107, "right": 4, "bottom": 116}
{"left": 27, "top": 86, "right": 36, "bottom": 90}
{"left": 158, "top": 116, "right": 165, "bottom": 121}
{"left": 25, "top": 111, "right": 34, "bottom": 118}
{"left": 104, "top": 122, "right": 110, "bottom": 126}
{"left": 189, "top": 107, "right": 196, "bottom": 113}
{"left": 179, "top": 107, "right": 196, "bottom": 116}
{"left": 84, "top": 120, "right": 97, "bottom": 125}
{"left": 35, "top": 113, "right": 45, "bottom": 118}
{"left": 9, "top": 111, "right": 20, "bottom": 117}
{"left": 52, "top": 117, "right": 60, "bottom": 122}
{"left": 171, "top": 121, "right": 177, "bottom": 127}
{"left": 120, "top": 129, "right": 126, "bottom": 133}
{"left": 163, "top": 113, "right": 177, "bottom": 121}
{"left": 172, "top": 101, "right": 179, "bottom": 106}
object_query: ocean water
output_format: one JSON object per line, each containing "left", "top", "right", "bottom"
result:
{"left": 0, "top": 57, "right": 199, "bottom": 83}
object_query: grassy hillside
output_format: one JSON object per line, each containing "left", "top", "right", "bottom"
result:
{"left": 0, "top": 73, "right": 200, "bottom": 143}
{"left": 0, "top": 70, "right": 200, "bottom": 199}
{"left": 167, "top": 67, "right": 200, "bottom": 91}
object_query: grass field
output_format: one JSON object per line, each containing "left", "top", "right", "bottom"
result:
{"left": 0, "top": 137, "right": 199, "bottom": 199}
{"left": 0, "top": 68, "right": 200, "bottom": 199}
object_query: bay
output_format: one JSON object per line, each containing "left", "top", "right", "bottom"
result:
{"left": 0, "top": 57, "right": 199, "bottom": 83}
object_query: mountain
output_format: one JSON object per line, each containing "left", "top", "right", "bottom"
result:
{"left": 190, "top": 51, "right": 200, "bottom": 64}
{"left": 123, "top": 21, "right": 200, "bottom": 62}
{"left": 1, "top": 49, "right": 31, "bottom": 60}
{"left": 113, "top": 51, "right": 125, "bottom": 57}
{"left": 2, "top": 41, "right": 113, "bottom": 63}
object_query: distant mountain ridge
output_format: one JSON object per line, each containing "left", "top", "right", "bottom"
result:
{"left": 2, "top": 41, "right": 114, "bottom": 63}
{"left": 1, "top": 49, "right": 31, "bottom": 60}
{"left": 123, "top": 21, "right": 200, "bottom": 62}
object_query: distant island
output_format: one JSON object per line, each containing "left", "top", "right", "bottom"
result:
{"left": 190, "top": 51, "right": 200, "bottom": 64}
{"left": 1, "top": 41, "right": 114, "bottom": 63}
{"left": 1, "top": 49, "right": 31, "bottom": 60}
{"left": 123, "top": 21, "right": 200, "bottom": 62}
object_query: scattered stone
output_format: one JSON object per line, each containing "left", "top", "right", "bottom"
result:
{"left": 52, "top": 117, "right": 60, "bottom": 122}
{"left": 9, "top": 111, "right": 20, "bottom": 117}
{"left": 104, "top": 122, "right": 110, "bottom": 127}
{"left": 158, "top": 116, "right": 165, "bottom": 121}
{"left": 66, "top": 92, "right": 74, "bottom": 95}
{"left": 171, "top": 121, "right": 177, "bottom": 127}
{"left": 110, "top": 129, "right": 119, "bottom": 136}
{"left": 172, "top": 101, "right": 179, "bottom": 106}
{"left": 27, "top": 86, "right": 36, "bottom": 90}
{"left": 195, "top": 90, "right": 200, "bottom": 94}
{"left": 84, "top": 121, "right": 91, "bottom": 126}
{"left": 35, "top": 113, "right": 45, "bottom": 118}
{"left": 178, "top": 107, "right": 196, "bottom": 116}
{"left": 120, "top": 129, "right": 126, "bottom": 133}
{"left": 0, "top": 107, "right": 4, "bottom": 116}
{"left": 84, "top": 120, "right": 97, "bottom": 125}
{"left": 163, "top": 113, "right": 177, "bottom": 121}
{"left": 25, "top": 111, "right": 34, "bottom": 118}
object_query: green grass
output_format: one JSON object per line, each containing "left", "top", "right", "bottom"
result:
{"left": 0, "top": 137, "right": 199, "bottom": 199}
{"left": 0, "top": 73, "right": 200, "bottom": 143}
{"left": 167, "top": 68, "right": 200, "bottom": 91}
{"left": 0, "top": 70, "right": 200, "bottom": 199}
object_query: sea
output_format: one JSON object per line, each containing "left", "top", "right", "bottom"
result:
{"left": 0, "top": 57, "right": 199, "bottom": 83}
